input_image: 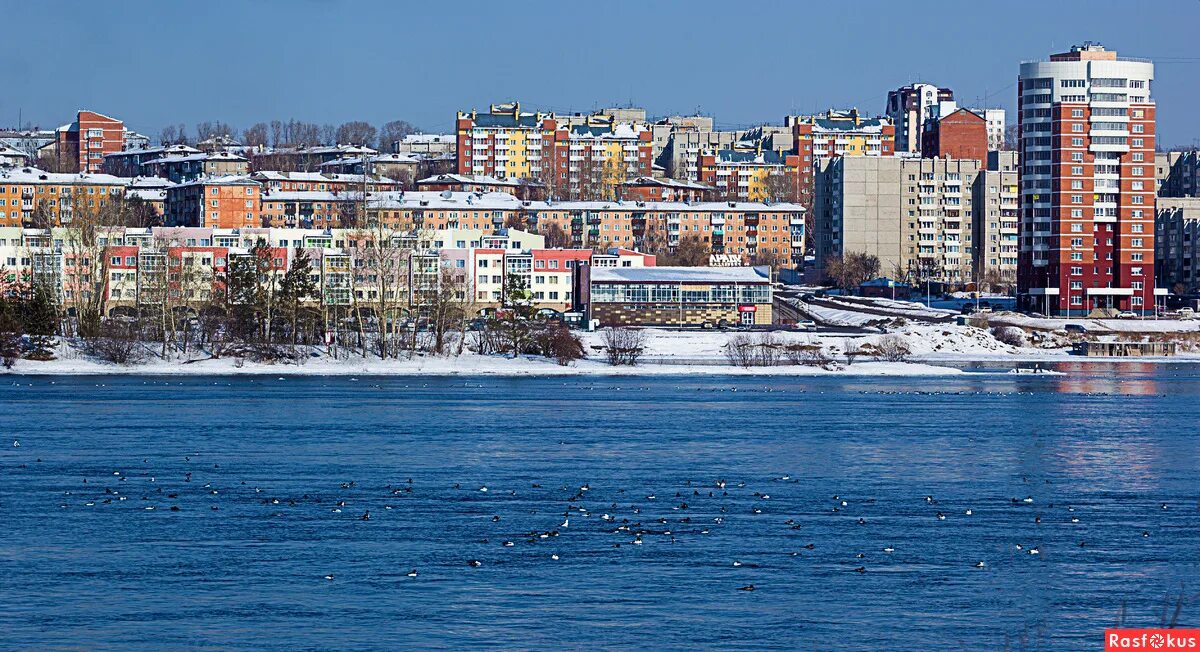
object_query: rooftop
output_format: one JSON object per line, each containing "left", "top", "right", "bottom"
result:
{"left": 591, "top": 266, "right": 770, "bottom": 284}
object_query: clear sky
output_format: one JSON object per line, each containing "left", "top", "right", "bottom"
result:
{"left": 3, "top": 0, "right": 1198, "bottom": 146}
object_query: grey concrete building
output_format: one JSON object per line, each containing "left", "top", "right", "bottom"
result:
{"left": 1157, "top": 150, "right": 1199, "bottom": 197}
{"left": 972, "top": 169, "right": 1019, "bottom": 283}
{"left": 814, "top": 156, "right": 1011, "bottom": 286}
{"left": 1154, "top": 197, "right": 1200, "bottom": 292}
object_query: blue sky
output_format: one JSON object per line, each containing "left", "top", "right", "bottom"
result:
{"left": 3, "top": 0, "right": 1198, "bottom": 146}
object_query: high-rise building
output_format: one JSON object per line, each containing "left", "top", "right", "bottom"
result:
{"left": 886, "top": 83, "right": 956, "bottom": 154}
{"left": 1017, "top": 42, "right": 1156, "bottom": 315}
{"left": 54, "top": 110, "right": 125, "bottom": 174}
{"left": 811, "top": 156, "right": 1009, "bottom": 286}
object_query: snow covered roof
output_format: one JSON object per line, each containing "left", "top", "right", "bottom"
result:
{"left": 567, "top": 123, "right": 648, "bottom": 140}
{"left": 261, "top": 191, "right": 357, "bottom": 202}
{"left": 105, "top": 144, "right": 200, "bottom": 159}
{"left": 710, "top": 148, "right": 791, "bottom": 165}
{"left": 0, "top": 167, "right": 130, "bottom": 185}
{"left": 400, "top": 134, "right": 454, "bottom": 144}
{"left": 591, "top": 266, "right": 770, "bottom": 284}
{"left": 252, "top": 171, "right": 399, "bottom": 185}
{"left": 125, "top": 188, "right": 167, "bottom": 202}
{"left": 172, "top": 175, "right": 260, "bottom": 188}
{"left": 142, "top": 152, "right": 247, "bottom": 165}
{"left": 522, "top": 199, "right": 803, "bottom": 213}
{"left": 416, "top": 173, "right": 523, "bottom": 187}
{"left": 621, "top": 176, "right": 711, "bottom": 191}
{"left": 319, "top": 153, "right": 419, "bottom": 167}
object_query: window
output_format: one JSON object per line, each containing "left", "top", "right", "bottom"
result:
{"left": 1070, "top": 223, "right": 1083, "bottom": 232}
{"left": 1132, "top": 124, "right": 1144, "bottom": 133}
{"left": 1071, "top": 195, "right": 1083, "bottom": 204}
{"left": 1071, "top": 166, "right": 1084, "bottom": 175}
{"left": 1072, "top": 124, "right": 1084, "bottom": 133}
{"left": 1071, "top": 108, "right": 1084, "bottom": 118}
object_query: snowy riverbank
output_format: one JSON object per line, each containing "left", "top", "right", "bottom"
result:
{"left": 1, "top": 348, "right": 963, "bottom": 377}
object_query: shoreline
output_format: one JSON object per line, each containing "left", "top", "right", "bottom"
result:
{"left": 5, "top": 350, "right": 1199, "bottom": 378}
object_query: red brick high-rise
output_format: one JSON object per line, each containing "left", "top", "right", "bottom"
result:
{"left": 55, "top": 110, "right": 125, "bottom": 173}
{"left": 1017, "top": 43, "right": 1156, "bottom": 316}
{"left": 921, "top": 108, "right": 988, "bottom": 164}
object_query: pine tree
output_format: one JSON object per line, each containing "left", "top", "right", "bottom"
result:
{"left": 22, "top": 284, "right": 59, "bottom": 360}
{"left": 279, "top": 250, "right": 319, "bottom": 349}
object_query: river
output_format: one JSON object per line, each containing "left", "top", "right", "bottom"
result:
{"left": 2, "top": 364, "right": 1198, "bottom": 650}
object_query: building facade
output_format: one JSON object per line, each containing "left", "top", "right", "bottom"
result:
{"left": 886, "top": 83, "right": 956, "bottom": 154}
{"left": 789, "top": 109, "right": 896, "bottom": 209}
{"left": 1017, "top": 43, "right": 1157, "bottom": 315}
{"left": 921, "top": 108, "right": 989, "bottom": 164}
{"left": 55, "top": 111, "right": 125, "bottom": 173}
{"left": 165, "top": 176, "right": 263, "bottom": 229}
{"left": 579, "top": 265, "right": 773, "bottom": 327}
{"left": 1154, "top": 197, "right": 1200, "bottom": 292}
{"left": 813, "top": 156, "right": 1012, "bottom": 286}
{"left": 695, "top": 146, "right": 801, "bottom": 202}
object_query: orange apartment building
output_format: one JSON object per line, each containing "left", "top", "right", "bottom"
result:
{"left": 0, "top": 167, "right": 128, "bottom": 227}
{"left": 165, "top": 176, "right": 262, "bottom": 228}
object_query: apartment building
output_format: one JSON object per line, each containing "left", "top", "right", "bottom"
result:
{"left": 394, "top": 134, "right": 456, "bottom": 156}
{"left": 886, "top": 83, "right": 956, "bottom": 154}
{"left": 921, "top": 108, "right": 989, "bottom": 164}
{"left": 813, "top": 156, "right": 1008, "bottom": 285}
{"left": 1017, "top": 42, "right": 1157, "bottom": 315}
{"left": 522, "top": 199, "right": 804, "bottom": 266}
{"left": 1154, "top": 197, "right": 1200, "bottom": 292}
{"left": 165, "top": 176, "right": 262, "bottom": 228}
{"left": 55, "top": 111, "right": 125, "bottom": 173}
{"left": 1157, "top": 150, "right": 1199, "bottom": 197}
{"left": 142, "top": 151, "right": 249, "bottom": 183}
{"left": 983, "top": 108, "right": 1007, "bottom": 151}
{"left": 319, "top": 153, "right": 422, "bottom": 183}
{"left": 972, "top": 169, "right": 1020, "bottom": 282}
{"left": 103, "top": 144, "right": 201, "bottom": 177}
{"left": 618, "top": 176, "right": 713, "bottom": 202}
{"left": 0, "top": 143, "right": 29, "bottom": 167}
{"left": 249, "top": 144, "right": 378, "bottom": 173}
{"left": 455, "top": 103, "right": 654, "bottom": 199}
{"left": 695, "top": 146, "right": 801, "bottom": 202}
{"left": 0, "top": 167, "right": 128, "bottom": 227}
{"left": 250, "top": 171, "right": 403, "bottom": 193}
{"left": 416, "top": 173, "right": 530, "bottom": 197}
{"left": 789, "top": 109, "right": 895, "bottom": 208}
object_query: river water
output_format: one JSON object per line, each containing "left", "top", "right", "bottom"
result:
{"left": 2, "top": 363, "right": 1198, "bottom": 650}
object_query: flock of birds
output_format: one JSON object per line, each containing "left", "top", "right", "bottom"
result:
{"left": 9, "top": 437, "right": 1185, "bottom": 593}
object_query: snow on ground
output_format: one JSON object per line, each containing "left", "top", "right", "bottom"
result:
{"left": 989, "top": 313, "right": 1200, "bottom": 333}
{"left": 826, "top": 296, "right": 958, "bottom": 319}
{"left": 0, "top": 346, "right": 962, "bottom": 378}
{"left": 793, "top": 302, "right": 889, "bottom": 327}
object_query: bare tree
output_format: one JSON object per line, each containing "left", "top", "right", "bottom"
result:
{"left": 660, "top": 234, "right": 711, "bottom": 266}
{"left": 540, "top": 222, "right": 573, "bottom": 249}
{"left": 336, "top": 121, "right": 377, "bottom": 146}
{"left": 378, "top": 120, "right": 418, "bottom": 152}
{"left": 242, "top": 123, "right": 269, "bottom": 147}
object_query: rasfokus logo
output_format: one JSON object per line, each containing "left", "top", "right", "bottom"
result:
{"left": 1106, "top": 629, "right": 1200, "bottom": 650}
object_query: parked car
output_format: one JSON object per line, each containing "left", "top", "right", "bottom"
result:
{"left": 1180, "top": 308, "right": 1196, "bottom": 320}
{"left": 1064, "top": 324, "right": 1088, "bottom": 334}
{"left": 1117, "top": 311, "right": 1138, "bottom": 319}
{"left": 795, "top": 320, "right": 817, "bottom": 331}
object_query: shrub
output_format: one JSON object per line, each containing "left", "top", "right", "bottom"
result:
{"left": 602, "top": 327, "right": 646, "bottom": 366}
{"left": 85, "top": 320, "right": 148, "bottom": 365}
{"left": 537, "top": 325, "right": 585, "bottom": 366}
{"left": 783, "top": 342, "right": 832, "bottom": 367}
{"left": 990, "top": 326, "right": 1026, "bottom": 347}
{"left": 724, "top": 333, "right": 780, "bottom": 367}
{"left": 873, "top": 334, "right": 911, "bottom": 362}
